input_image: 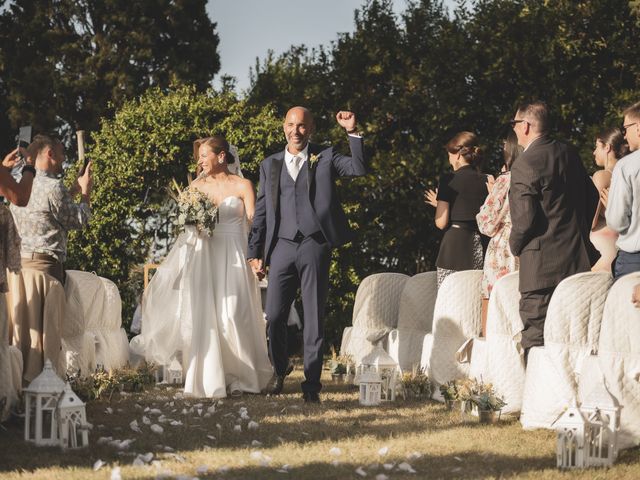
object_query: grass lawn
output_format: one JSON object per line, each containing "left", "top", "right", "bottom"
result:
{"left": 1, "top": 366, "right": 639, "bottom": 479}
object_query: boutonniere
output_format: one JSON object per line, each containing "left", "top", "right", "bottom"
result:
{"left": 309, "top": 154, "right": 320, "bottom": 169}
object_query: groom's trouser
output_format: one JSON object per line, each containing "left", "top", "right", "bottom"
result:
{"left": 265, "top": 233, "right": 331, "bottom": 394}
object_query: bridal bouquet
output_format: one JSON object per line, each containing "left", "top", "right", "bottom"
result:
{"left": 170, "top": 179, "right": 218, "bottom": 236}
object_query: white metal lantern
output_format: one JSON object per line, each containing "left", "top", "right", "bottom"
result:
{"left": 581, "top": 380, "right": 621, "bottom": 467}
{"left": 57, "top": 382, "right": 89, "bottom": 449}
{"left": 554, "top": 404, "right": 588, "bottom": 469}
{"left": 165, "top": 358, "right": 183, "bottom": 385}
{"left": 358, "top": 342, "right": 399, "bottom": 401}
{"left": 359, "top": 370, "right": 382, "bottom": 406}
{"left": 24, "top": 360, "right": 66, "bottom": 446}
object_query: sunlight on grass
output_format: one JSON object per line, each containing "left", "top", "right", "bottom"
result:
{"left": 0, "top": 369, "right": 638, "bottom": 479}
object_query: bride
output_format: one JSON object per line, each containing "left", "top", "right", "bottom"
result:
{"left": 131, "top": 135, "right": 273, "bottom": 398}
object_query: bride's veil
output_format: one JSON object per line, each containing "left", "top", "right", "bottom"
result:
{"left": 227, "top": 145, "right": 243, "bottom": 178}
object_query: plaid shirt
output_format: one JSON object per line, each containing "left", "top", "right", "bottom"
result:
{"left": 10, "top": 169, "right": 91, "bottom": 262}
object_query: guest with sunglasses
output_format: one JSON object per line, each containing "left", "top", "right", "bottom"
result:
{"left": 605, "top": 101, "right": 640, "bottom": 279}
{"left": 508, "top": 101, "right": 598, "bottom": 362}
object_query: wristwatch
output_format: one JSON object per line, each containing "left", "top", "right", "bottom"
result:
{"left": 21, "top": 165, "right": 36, "bottom": 176}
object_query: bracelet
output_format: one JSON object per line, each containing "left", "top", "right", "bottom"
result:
{"left": 21, "top": 165, "right": 36, "bottom": 176}
{"left": 346, "top": 128, "right": 358, "bottom": 134}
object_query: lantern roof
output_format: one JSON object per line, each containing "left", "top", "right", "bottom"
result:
{"left": 361, "top": 342, "right": 398, "bottom": 369}
{"left": 582, "top": 381, "right": 620, "bottom": 411}
{"left": 554, "top": 404, "right": 588, "bottom": 427}
{"left": 58, "top": 382, "right": 85, "bottom": 410}
{"left": 169, "top": 358, "right": 182, "bottom": 371}
{"left": 24, "top": 360, "right": 65, "bottom": 394}
{"left": 359, "top": 370, "right": 382, "bottom": 383}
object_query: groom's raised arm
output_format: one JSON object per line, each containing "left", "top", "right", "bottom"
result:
{"left": 247, "top": 161, "right": 267, "bottom": 260}
{"left": 332, "top": 111, "right": 366, "bottom": 178}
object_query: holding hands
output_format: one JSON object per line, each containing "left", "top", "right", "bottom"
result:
{"left": 249, "top": 258, "right": 265, "bottom": 281}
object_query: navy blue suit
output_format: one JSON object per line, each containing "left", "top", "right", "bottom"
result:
{"left": 248, "top": 135, "right": 366, "bottom": 393}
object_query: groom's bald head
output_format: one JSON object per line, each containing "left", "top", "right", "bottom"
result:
{"left": 284, "top": 106, "right": 315, "bottom": 154}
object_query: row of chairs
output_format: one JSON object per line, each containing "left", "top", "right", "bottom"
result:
{"left": 340, "top": 269, "right": 640, "bottom": 450}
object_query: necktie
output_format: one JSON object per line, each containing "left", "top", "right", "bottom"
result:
{"left": 290, "top": 155, "right": 302, "bottom": 181}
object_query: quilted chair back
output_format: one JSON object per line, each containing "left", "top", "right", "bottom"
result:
{"left": 388, "top": 272, "right": 437, "bottom": 371}
{"left": 352, "top": 273, "right": 409, "bottom": 330}
{"left": 341, "top": 273, "right": 409, "bottom": 365}
{"left": 591, "top": 272, "right": 640, "bottom": 449}
{"left": 520, "top": 271, "right": 612, "bottom": 429}
{"left": 544, "top": 271, "right": 612, "bottom": 352}
{"left": 424, "top": 270, "right": 482, "bottom": 385}
{"left": 483, "top": 272, "right": 524, "bottom": 414}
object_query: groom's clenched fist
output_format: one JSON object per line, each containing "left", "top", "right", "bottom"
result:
{"left": 248, "top": 258, "right": 265, "bottom": 281}
{"left": 336, "top": 111, "right": 358, "bottom": 134}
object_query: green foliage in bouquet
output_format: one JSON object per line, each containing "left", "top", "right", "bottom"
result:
{"left": 439, "top": 380, "right": 459, "bottom": 401}
{"left": 68, "top": 362, "right": 158, "bottom": 402}
{"left": 401, "top": 366, "right": 431, "bottom": 399}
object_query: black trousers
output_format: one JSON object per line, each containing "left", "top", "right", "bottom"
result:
{"left": 265, "top": 234, "right": 331, "bottom": 394}
{"left": 519, "top": 286, "right": 556, "bottom": 352}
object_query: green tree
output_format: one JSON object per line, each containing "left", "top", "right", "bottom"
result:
{"left": 66, "top": 84, "right": 282, "bottom": 324}
{"left": 247, "top": 0, "right": 640, "bottom": 346}
{"left": 0, "top": 0, "right": 220, "bottom": 149}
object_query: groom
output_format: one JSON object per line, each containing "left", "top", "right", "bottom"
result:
{"left": 248, "top": 107, "right": 366, "bottom": 402}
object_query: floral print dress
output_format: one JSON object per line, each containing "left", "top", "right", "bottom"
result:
{"left": 476, "top": 172, "right": 519, "bottom": 298}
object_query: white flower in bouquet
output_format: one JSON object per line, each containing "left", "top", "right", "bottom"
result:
{"left": 169, "top": 179, "right": 218, "bottom": 236}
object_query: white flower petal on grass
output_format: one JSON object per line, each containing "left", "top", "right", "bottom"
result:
{"left": 277, "top": 436, "right": 285, "bottom": 444}
{"left": 248, "top": 421, "right": 259, "bottom": 430}
{"left": 329, "top": 447, "right": 342, "bottom": 456}
{"left": 135, "top": 403, "right": 143, "bottom": 410}
{"left": 170, "top": 420, "right": 183, "bottom": 426}
{"left": 204, "top": 413, "right": 212, "bottom": 418}
{"left": 398, "top": 462, "right": 416, "bottom": 473}
{"left": 181, "top": 408, "right": 188, "bottom": 415}
{"left": 150, "top": 424, "right": 164, "bottom": 434}
{"left": 251, "top": 440, "right": 263, "bottom": 447}
{"left": 149, "top": 408, "right": 162, "bottom": 415}
{"left": 164, "top": 446, "right": 175, "bottom": 452}
{"left": 129, "top": 420, "right": 141, "bottom": 433}
{"left": 97, "top": 436, "right": 112, "bottom": 445}
{"left": 132, "top": 457, "right": 145, "bottom": 467}
{"left": 93, "top": 459, "right": 105, "bottom": 471}
{"left": 196, "top": 465, "right": 209, "bottom": 475}
{"left": 378, "top": 446, "right": 389, "bottom": 457}
{"left": 216, "top": 423, "right": 223, "bottom": 432}
{"left": 250, "top": 451, "right": 263, "bottom": 461}
{"left": 206, "top": 435, "right": 216, "bottom": 441}
{"left": 375, "top": 474, "right": 389, "bottom": 480}
{"left": 141, "top": 452, "right": 154, "bottom": 463}
{"left": 144, "top": 407, "right": 150, "bottom": 413}
{"left": 197, "top": 408, "right": 203, "bottom": 416}
{"left": 105, "top": 407, "right": 113, "bottom": 414}
{"left": 407, "top": 451, "right": 423, "bottom": 460}
{"left": 207, "top": 405, "right": 216, "bottom": 414}
{"left": 142, "top": 416, "right": 151, "bottom": 425}
{"left": 233, "top": 425, "right": 242, "bottom": 432}
{"left": 355, "top": 467, "right": 368, "bottom": 477}
{"left": 383, "top": 463, "right": 395, "bottom": 471}
{"left": 158, "top": 415, "right": 167, "bottom": 423}
{"left": 453, "top": 456, "right": 463, "bottom": 462}
{"left": 331, "top": 460, "right": 340, "bottom": 467}
{"left": 110, "top": 466, "right": 122, "bottom": 480}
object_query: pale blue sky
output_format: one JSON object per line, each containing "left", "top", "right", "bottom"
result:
{"left": 207, "top": 0, "right": 457, "bottom": 92}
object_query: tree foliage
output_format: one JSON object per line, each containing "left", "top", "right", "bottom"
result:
{"left": 65, "top": 84, "right": 282, "bottom": 323}
{"left": 248, "top": 0, "right": 640, "bottom": 346}
{"left": 0, "top": 0, "right": 220, "bottom": 150}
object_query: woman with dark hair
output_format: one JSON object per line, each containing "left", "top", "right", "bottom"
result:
{"left": 476, "top": 130, "right": 522, "bottom": 333}
{"left": 131, "top": 135, "right": 272, "bottom": 398}
{"left": 425, "top": 131, "right": 489, "bottom": 288}
{"left": 591, "top": 127, "right": 628, "bottom": 271}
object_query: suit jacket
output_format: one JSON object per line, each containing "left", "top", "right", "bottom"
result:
{"left": 247, "top": 135, "right": 366, "bottom": 265}
{"left": 509, "top": 136, "right": 599, "bottom": 292}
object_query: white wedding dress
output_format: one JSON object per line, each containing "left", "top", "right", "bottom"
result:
{"left": 130, "top": 195, "right": 273, "bottom": 398}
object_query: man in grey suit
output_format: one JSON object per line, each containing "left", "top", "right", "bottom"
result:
{"left": 247, "top": 107, "right": 366, "bottom": 402}
{"left": 508, "top": 101, "right": 598, "bottom": 360}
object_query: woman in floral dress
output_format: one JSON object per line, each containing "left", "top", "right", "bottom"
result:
{"left": 476, "top": 131, "right": 522, "bottom": 334}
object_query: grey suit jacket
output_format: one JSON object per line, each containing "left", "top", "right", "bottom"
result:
{"left": 509, "top": 136, "right": 599, "bottom": 292}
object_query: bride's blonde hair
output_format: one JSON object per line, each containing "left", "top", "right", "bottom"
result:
{"left": 193, "top": 135, "right": 234, "bottom": 176}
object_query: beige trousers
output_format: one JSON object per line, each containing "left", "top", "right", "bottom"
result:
{"left": 7, "top": 267, "right": 65, "bottom": 384}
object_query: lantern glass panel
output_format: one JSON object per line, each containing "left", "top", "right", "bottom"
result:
{"left": 41, "top": 409, "right": 53, "bottom": 439}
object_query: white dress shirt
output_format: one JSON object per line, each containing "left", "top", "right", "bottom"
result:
{"left": 284, "top": 144, "right": 308, "bottom": 181}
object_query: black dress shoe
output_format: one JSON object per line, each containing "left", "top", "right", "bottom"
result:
{"left": 266, "top": 363, "right": 294, "bottom": 395}
{"left": 303, "top": 392, "right": 320, "bottom": 403}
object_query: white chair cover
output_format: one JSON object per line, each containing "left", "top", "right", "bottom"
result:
{"left": 520, "top": 271, "right": 612, "bottom": 429}
{"left": 388, "top": 272, "right": 437, "bottom": 372}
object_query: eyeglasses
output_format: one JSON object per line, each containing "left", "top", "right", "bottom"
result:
{"left": 621, "top": 122, "right": 638, "bottom": 135}
{"left": 509, "top": 119, "right": 526, "bottom": 127}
